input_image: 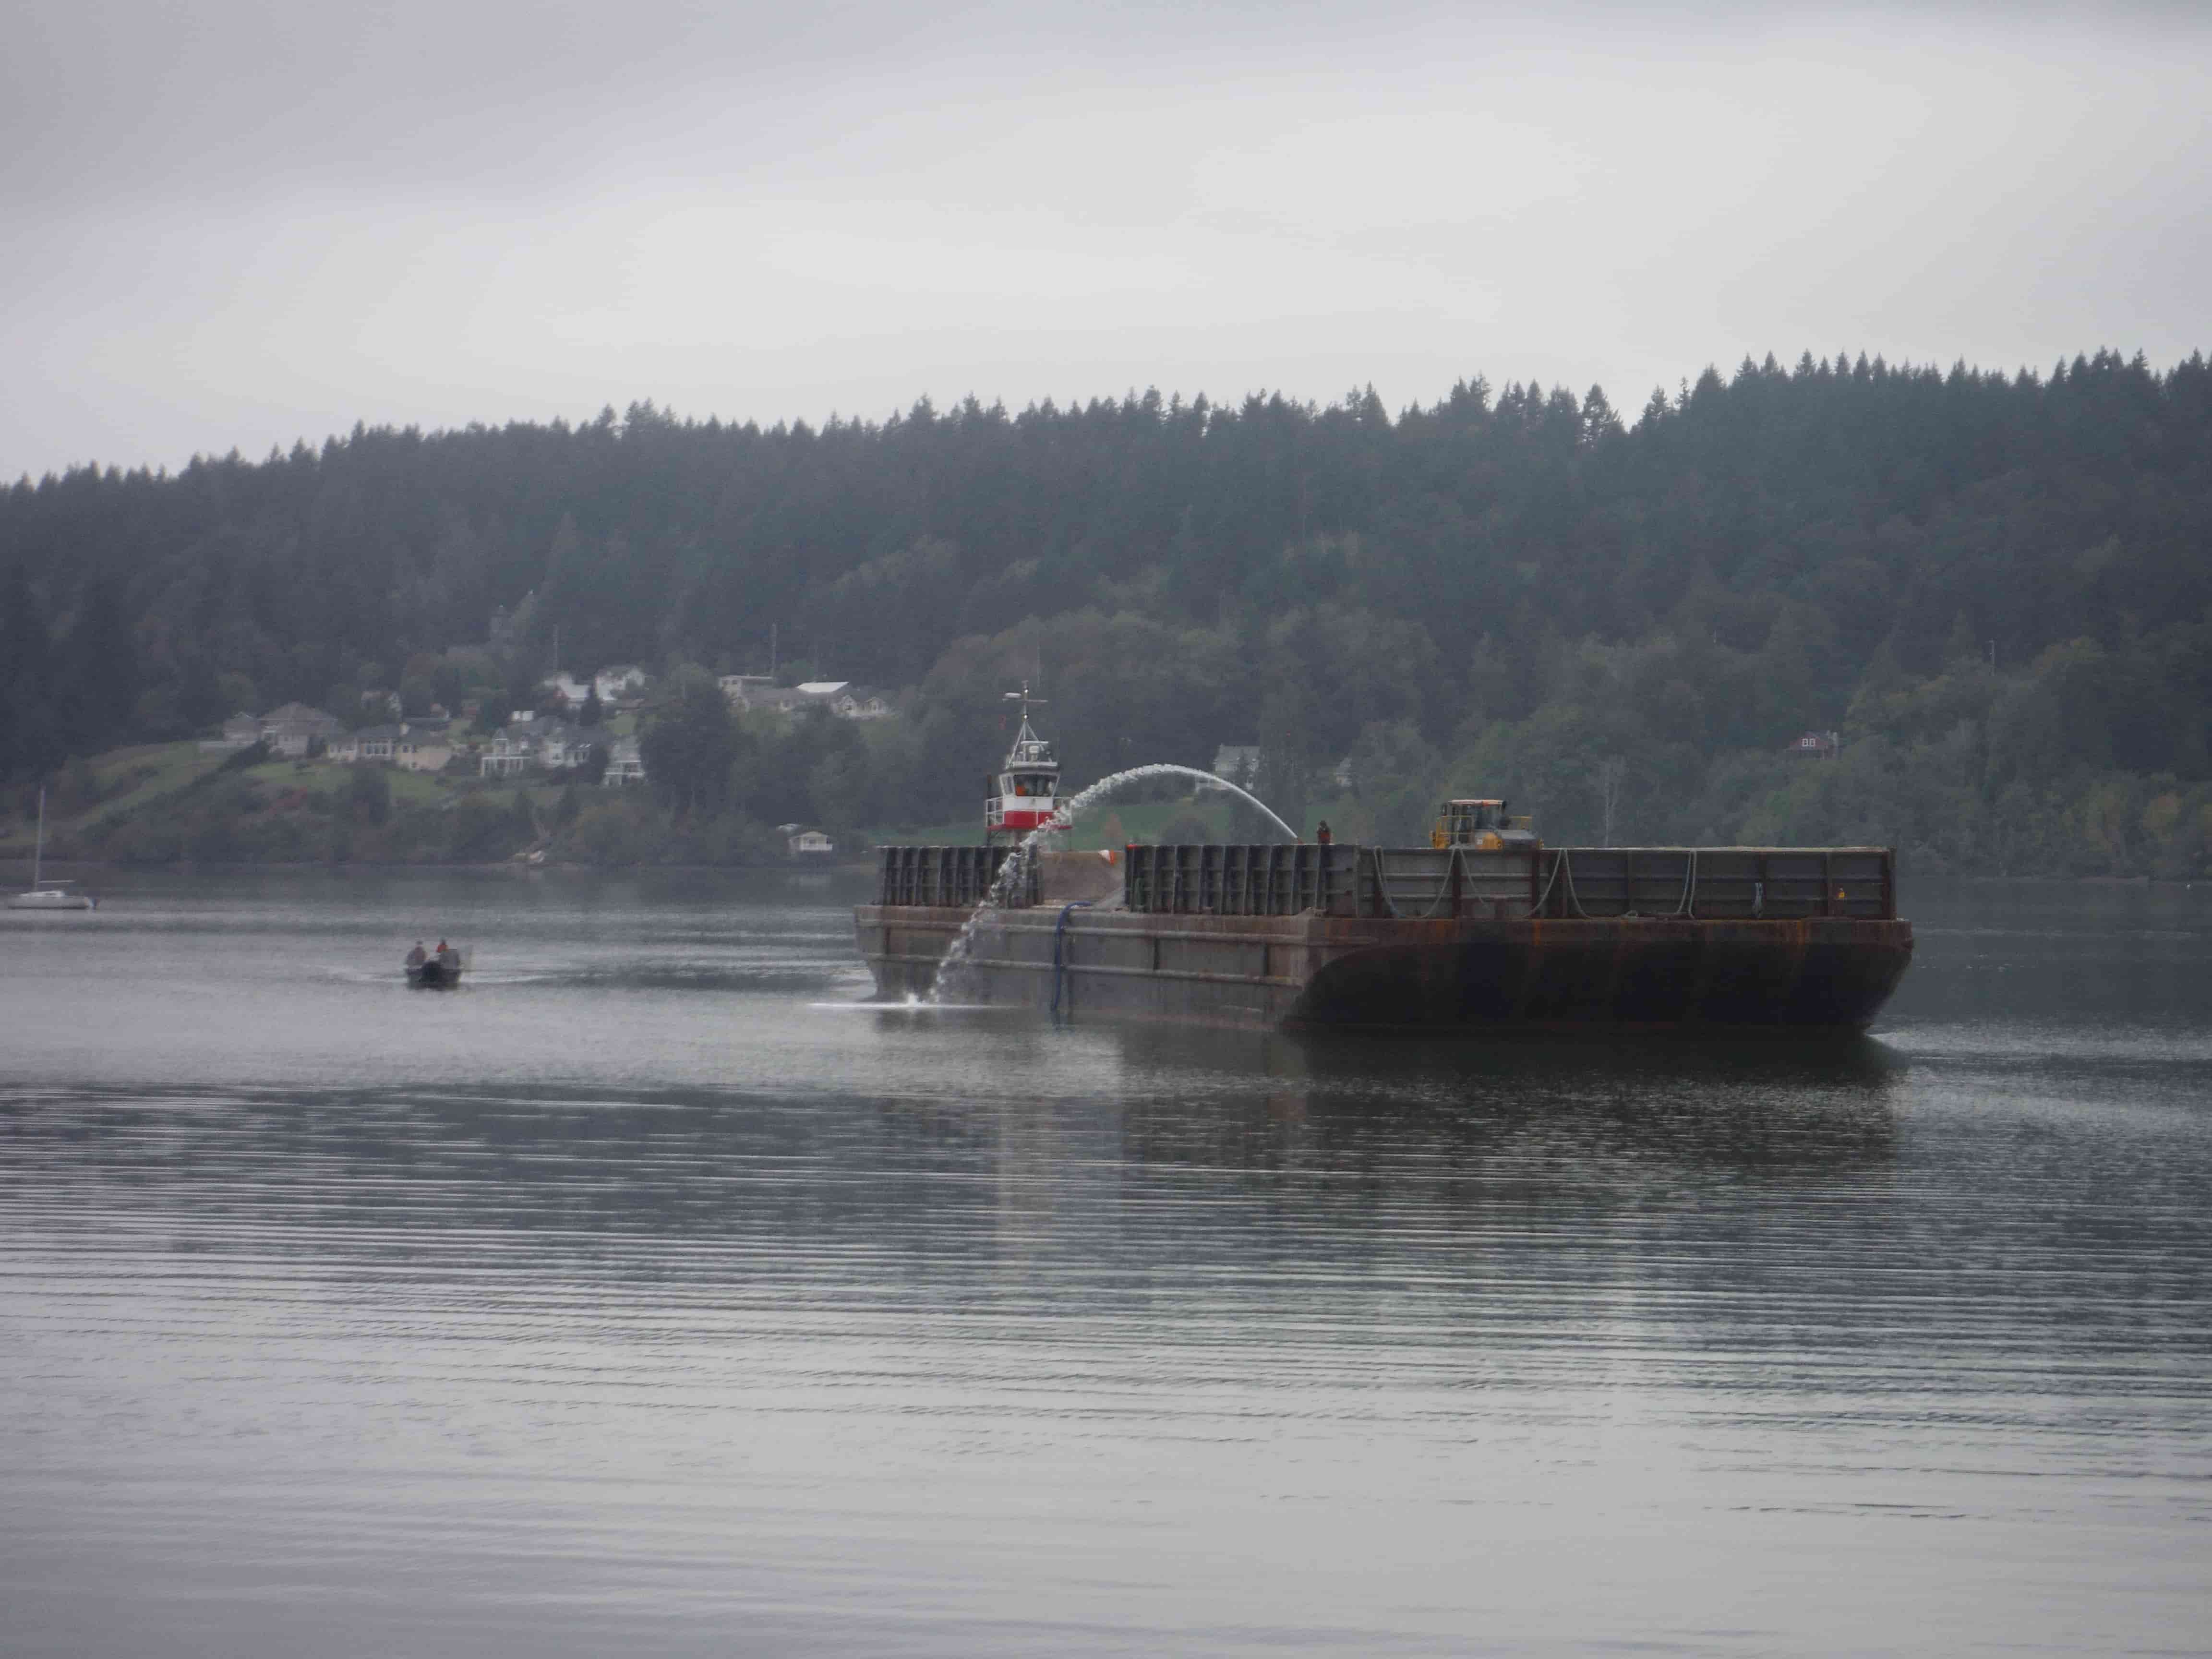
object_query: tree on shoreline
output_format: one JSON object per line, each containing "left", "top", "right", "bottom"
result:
{"left": 641, "top": 666, "right": 741, "bottom": 817}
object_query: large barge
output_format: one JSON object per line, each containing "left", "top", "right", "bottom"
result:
{"left": 857, "top": 837, "right": 1912, "bottom": 1030}
{"left": 854, "top": 701, "right": 1912, "bottom": 1031}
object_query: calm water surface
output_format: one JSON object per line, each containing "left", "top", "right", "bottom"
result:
{"left": 3, "top": 867, "right": 2210, "bottom": 1656}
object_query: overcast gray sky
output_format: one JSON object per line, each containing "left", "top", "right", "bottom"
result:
{"left": 5, "top": 0, "right": 2207, "bottom": 479}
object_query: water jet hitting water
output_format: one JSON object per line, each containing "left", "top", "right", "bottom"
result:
{"left": 926, "top": 764, "right": 1295, "bottom": 1003}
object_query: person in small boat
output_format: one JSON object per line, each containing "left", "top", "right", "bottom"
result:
{"left": 406, "top": 941, "right": 428, "bottom": 970}
{"left": 435, "top": 940, "right": 459, "bottom": 971}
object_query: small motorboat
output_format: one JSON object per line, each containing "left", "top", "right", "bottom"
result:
{"left": 405, "top": 944, "right": 466, "bottom": 988}
{"left": 8, "top": 787, "right": 95, "bottom": 911}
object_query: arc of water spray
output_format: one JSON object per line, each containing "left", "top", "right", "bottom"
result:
{"left": 926, "top": 764, "right": 1297, "bottom": 1002}
{"left": 1069, "top": 763, "right": 1298, "bottom": 843}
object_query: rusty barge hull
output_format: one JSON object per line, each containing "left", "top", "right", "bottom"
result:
{"left": 856, "top": 907, "right": 1911, "bottom": 1029}
{"left": 856, "top": 838, "right": 1913, "bottom": 1030}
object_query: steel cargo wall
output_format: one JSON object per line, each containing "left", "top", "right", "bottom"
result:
{"left": 876, "top": 845, "right": 1036, "bottom": 909}
{"left": 1123, "top": 843, "right": 1359, "bottom": 916}
{"left": 1358, "top": 847, "right": 1539, "bottom": 917}
{"left": 1120, "top": 843, "right": 1895, "bottom": 920}
{"left": 1532, "top": 847, "right": 1895, "bottom": 919}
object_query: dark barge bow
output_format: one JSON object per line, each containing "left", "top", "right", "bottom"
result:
{"left": 856, "top": 842, "right": 1912, "bottom": 1031}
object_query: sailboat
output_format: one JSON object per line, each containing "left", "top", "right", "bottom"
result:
{"left": 8, "top": 787, "right": 96, "bottom": 911}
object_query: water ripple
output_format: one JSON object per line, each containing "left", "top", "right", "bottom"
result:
{"left": 2, "top": 872, "right": 2210, "bottom": 1656}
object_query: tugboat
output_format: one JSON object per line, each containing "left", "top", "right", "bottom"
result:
{"left": 984, "top": 685, "right": 1060, "bottom": 845}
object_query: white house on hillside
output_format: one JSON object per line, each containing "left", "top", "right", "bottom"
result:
{"left": 823, "top": 685, "right": 891, "bottom": 719}
{"left": 595, "top": 665, "right": 648, "bottom": 702}
{"left": 396, "top": 730, "right": 452, "bottom": 773}
{"left": 480, "top": 724, "right": 539, "bottom": 777}
{"left": 602, "top": 735, "right": 646, "bottom": 787}
{"left": 258, "top": 703, "right": 344, "bottom": 757}
{"left": 482, "top": 719, "right": 610, "bottom": 776}
{"left": 548, "top": 666, "right": 652, "bottom": 709}
{"left": 721, "top": 678, "right": 808, "bottom": 714}
{"left": 537, "top": 721, "right": 612, "bottom": 772}
{"left": 719, "top": 678, "right": 890, "bottom": 719}
{"left": 355, "top": 724, "right": 402, "bottom": 762}
{"left": 331, "top": 719, "right": 450, "bottom": 770}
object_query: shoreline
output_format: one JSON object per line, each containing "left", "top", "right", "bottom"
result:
{"left": 0, "top": 856, "right": 881, "bottom": 876}
{"left": 4, "top": 856, "right": 2197, "bottom": 888}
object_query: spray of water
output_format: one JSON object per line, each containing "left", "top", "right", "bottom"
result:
{"left": 926, "top": 764, "right": 1296, "bottom": 1003}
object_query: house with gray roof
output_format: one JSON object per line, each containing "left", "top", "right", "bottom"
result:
{"left": 257, "top": 702, "right": 344, "bottom": 758}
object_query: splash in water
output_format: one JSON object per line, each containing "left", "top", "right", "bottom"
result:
{"left": 926, "top": 764, "right": 1295, "bottom": 1003}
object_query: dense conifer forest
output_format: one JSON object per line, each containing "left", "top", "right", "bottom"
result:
{"left": 4, "top": 347, "right": 2211, "bottom": 873}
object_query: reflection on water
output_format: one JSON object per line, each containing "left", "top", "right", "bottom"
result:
{"left": 1121, "top": 1030, "right": 1903, "bottom": 1191}
{"left": 2, "top": 869, "right": 2210, "bottom": 1657}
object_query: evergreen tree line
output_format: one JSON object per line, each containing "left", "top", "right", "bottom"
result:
{"left": 5, "top": 347, "right": 2211, "bottom": 873}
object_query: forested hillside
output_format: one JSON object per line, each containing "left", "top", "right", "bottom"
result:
{"left": 6, "top": 348, "right": 2212, "bottom": 873}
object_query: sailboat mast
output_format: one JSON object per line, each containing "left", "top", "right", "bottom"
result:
{"left": 32, "top": 786, "right": 44, "bottom": 889}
